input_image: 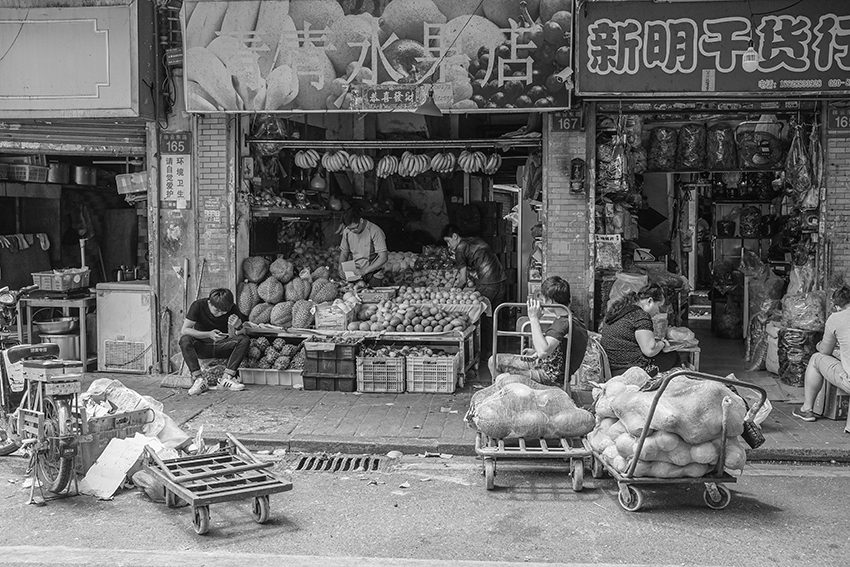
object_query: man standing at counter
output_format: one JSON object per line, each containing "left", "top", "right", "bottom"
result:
{"left": 339, "top": 209, "right": 388, "bottom": 284}
{"left": 443, "top": 224, "right": 507, "bottom": 358}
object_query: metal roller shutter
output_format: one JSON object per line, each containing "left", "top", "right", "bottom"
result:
{"left": 0, "top": 119, "right": 147, "bottom": 156}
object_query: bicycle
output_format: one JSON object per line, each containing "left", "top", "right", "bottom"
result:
{"left": 0, "top": 285, "right": 80, "bottom": 494}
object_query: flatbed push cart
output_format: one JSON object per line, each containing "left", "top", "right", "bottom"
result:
{"left": 590, "top": 370, "right": 767, "bottom": 512}
{"left": 474, "top": 302, "right": 591, "bottom": 491}
{"left": 144, "top": 434, "right": 293, "bottom": 535}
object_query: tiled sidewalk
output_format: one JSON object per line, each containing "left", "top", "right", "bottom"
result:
{"left": 84, "top": 329, "right": 850, "bottom": 461}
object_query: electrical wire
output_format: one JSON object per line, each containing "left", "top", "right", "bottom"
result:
{"left": 750, "top": 0, "right": 805, "bottom": 17}
{"left": 0, "top": 10, "right": 28, "bottom": 64}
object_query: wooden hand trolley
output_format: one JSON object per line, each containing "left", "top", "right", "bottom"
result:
{"left": 143, "top": 433, "right": 293, "bottom": 535}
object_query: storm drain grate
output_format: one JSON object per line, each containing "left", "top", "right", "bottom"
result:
{"left": 294, "top": 454, "right": 384, "bottom": 473}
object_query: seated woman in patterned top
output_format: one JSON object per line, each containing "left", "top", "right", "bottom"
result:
{"left": 599, "top": 283, "right": 680, "bottom": 377}
{"left": 489, "top": 276, "right": 588, "bottom": 387}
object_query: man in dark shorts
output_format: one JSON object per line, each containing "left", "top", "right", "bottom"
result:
{"left": 180, "top": 288, "right": 250, "bottom": 395}
{"left": 443, "top": 224, "right": 507, "bottom": 358}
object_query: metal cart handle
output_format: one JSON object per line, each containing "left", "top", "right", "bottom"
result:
{"left": 626, "top": 369, "right": 768, "bottom": 479}
{"left": 491, "top": 302, "right": 573, "bottom": 392}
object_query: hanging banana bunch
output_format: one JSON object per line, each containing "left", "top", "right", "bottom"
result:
{"left": 399, "top": 151, "right": 430, "bottom": 177}
{"left": 430, "top": 151, "right": 457, "bottom": 175}
{"left": 348, "top": 153, "right": 374, "bottom": 174}
{"left": 482, "top": 153, "right": 503, "bottom": 175}
{"left": 458, "top": 150, "right": 486, "bottom": 174}
{"left": 294, "top": 149, "right": 320, "bottom": 169}
{"left": 322, "top": 150, "right": 350, "bottom": 172}
{"left": 376, "top": 155, "right": 399, "bottom": 178}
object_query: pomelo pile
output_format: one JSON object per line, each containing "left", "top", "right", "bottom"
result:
{"left": 348, "top": 300, "right": 472, "bottom": 333}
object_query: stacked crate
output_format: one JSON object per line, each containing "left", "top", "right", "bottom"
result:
{"left": 302, "top": 341, "right": 358, "bottom": 392}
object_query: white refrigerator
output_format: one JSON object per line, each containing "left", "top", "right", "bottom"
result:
{"left": 96, "top": 281, "right": 153, "bottom": 373}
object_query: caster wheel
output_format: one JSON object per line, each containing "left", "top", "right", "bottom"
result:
{"left": 617, "top": 485, "right": 644, "bottom": 512}
{"left": 193, "top": 506, "right": 210, "bottom": 535}
{"left": 484, "top": 459, "right": 495, "bottom": 490}
{"left": 252, "top": 495, "right": 271, "bottom": 523}
{"left": 571, "top": 459, "right": 584, "bottom": 492}
{"left": 591, "top": 457, "right": 605, "bottom": 479}
{"left": 166, "top": 490, "right": 180, "bottom": 508}
{"left": 703, "top": 484, "right": 732, "bottom": 510}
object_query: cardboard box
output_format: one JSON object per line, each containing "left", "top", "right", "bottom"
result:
{"left": 814, "top": 381, "right": 850, "bottom": 420}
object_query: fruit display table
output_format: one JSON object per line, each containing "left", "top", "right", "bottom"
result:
{"left": 245, "top": 322, "right": 481, "bottom": 388}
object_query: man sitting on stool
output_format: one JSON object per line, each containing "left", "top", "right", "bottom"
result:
{"left": 180, "top": 288, "right": 250, "bottom": 396}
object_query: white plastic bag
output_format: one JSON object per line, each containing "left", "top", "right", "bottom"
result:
{"left": 725, "top": 373, "right": 773, "bottom": 426}
{"left": 606, "top": 272, "right": 648, "bottom": 312}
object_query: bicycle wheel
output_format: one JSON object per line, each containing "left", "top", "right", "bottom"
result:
{"left": 37, "top": 396, "right": 74, "bottom": 493}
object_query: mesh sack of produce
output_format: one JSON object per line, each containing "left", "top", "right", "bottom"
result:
{"left": 675, "top": 123, "right": 707, "bottom": 170}
{"left": 785, "top": 124, "right": 812, "bottom": 197}
{"left": 778, "top": 328, "right": 822, "bottom": 386}
{"left": 706, "top": 123, "right": 738, "bottom": 170}
{"left": 738, "top": 206, "right": 762, "bottom": 238}
{"left": 647, "top": 127, "right": 677, "bottom": 170}
{"left": 781, "top": 290, "right": 825, "bottom": 331}
{"left": 467, "top": 379, "right": 595, "bottom": 440}
{"left": 737, "top": 131, "right": 784, "bottom": 170}
{"left": 573, "top": 333, "right": 604, "bottom": 391}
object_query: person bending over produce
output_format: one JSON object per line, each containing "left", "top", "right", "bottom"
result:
{"left": 339, "top": 209, "right": 388, "bottom": 284}
{"left": 793, "top": 284, "right": 850, "bottom": 422}
{"left": 180, "top": 288, "right": 250, "bottom": 396}
{"left": 599, "top": 283, "right": 680, "bottom": 377}
{"left": 489, "top": 276, "right": 588, "bottom": 387}
{"left": 442, "top": 225, "right": 506, "bottom": 305}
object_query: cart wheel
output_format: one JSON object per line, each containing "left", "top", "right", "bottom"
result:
{"left": 252, "top": 495, "right": 271, "bottom": 524}
{"left": 571, "top": 459, "right": 584, "bottom": 492}
{"left": 165, "top": 489, "right": 180, "bottom": 509}
{"left": 703, "top": 484, "right": 732, "bottom": 510}
{"left": 484, "top": 458, "right": 495, "bottom": 490}
{"left": 591, "top": 457, "right": 605, "bottom": 479}
{"left": 617, "top": 485, "right": 644, "bottom": 512}
{"left": 193, "top": 506, "right": 210, "bottom": 535}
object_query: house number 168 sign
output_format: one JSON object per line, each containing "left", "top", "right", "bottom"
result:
{"left": 160, "top": 131, "right": 192, "bottom": 209}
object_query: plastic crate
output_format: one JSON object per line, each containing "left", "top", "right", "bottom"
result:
{"left": 9, "top": 164, "right": 49, "bottom": 183}
{"left": 302, "top": 374, "right": 356, "bottom": 392}
{"left": 303, "top": 341, "right": 358, "bottom": 377}
{"left": 0, "top": 163, "right": 8, "bottom": 180}
{"left": 359, "top": 287, "right": 397, "bottom": 303}
{"left": 78, "top": 424, "right": 146, "bottom": 474}
{"left": 314, "top": 303, "right": 355, "bottom": 331}
{"left": 405, "top": 354, "right": 460, "bottom": 393}
{"left": 356, "top": 357, "right": 406, "bottom": 393}
{"left": 239, "top": 368, "right": 303, "bottom": 387}
{"left": 32, "top": 268, "right": 90, "bottom": 291}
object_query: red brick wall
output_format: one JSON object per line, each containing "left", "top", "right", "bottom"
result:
{"left": 543, "top": 121, "right": 591, "bottom": 321}
{"left": 826, "top": 132, "right": 850, "bottom": 282}
{"left": 196, "top": 115, "right": 234, "bottom": 296}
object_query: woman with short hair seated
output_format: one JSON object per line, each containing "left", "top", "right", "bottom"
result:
{"left": 599, "top": 283, "right": 680, "bottom": 377}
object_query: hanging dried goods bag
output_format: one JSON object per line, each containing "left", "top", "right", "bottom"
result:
{"left": 785, "top": 123, "right": 812, "bottom": 197}
{"left": 738, "top": 206, "right": 762, "bottom": 238}
{"left": 736, "top": 121, "right": 785, "bottom": 170}
{"left": 648, "top": 127, "right": 677, "bottom": 171}
{"left": 675, "top": 123, "right": 707, "bottom": 170}
{"left": 706, "top": 123, "right": 738, "bottom": 170}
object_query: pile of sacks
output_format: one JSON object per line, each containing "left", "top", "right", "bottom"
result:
{"left": 587, "top": 368, "right": 748, "bottom": 478}
{"left": 465, "top": 374, "right": 595, "bottom": 439}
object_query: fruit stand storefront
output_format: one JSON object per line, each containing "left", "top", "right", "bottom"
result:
{"left": 574, "top": 0, "right": 848, "bottom": 391}
{"left": 176, "top": 0, "right": 582, "bottom": 392}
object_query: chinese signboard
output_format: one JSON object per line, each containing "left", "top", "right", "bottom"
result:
{"left": 181, "top": 0, "right": 573, "bottom": 114}
{"left": 159, "top": 132, "right": 191, "bottom": 210}
{"left": 576, "top": 0, "right": 850, "bottom": 97}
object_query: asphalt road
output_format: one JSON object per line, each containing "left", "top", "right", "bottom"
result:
{"left": 0, "top": 453, "right": 848, "bottom": 567}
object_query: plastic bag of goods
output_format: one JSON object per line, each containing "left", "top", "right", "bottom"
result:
{"left": 596, "top": 136, "right": 628, "bottom": 194}
{"left": 630, "top": 146, "right": 648, "bottom": 175}
{"left": 466, "top": 375, "right": 595, "bottom": 440}
{"left": 788, "top": 260, "right": 816, "bottom": 296}
{"left": 573, "top": 332, "right": 605, "bottom": 391}
{"left": 725, "top": 373, "right": 773, "bottom": 426}
{"left": 707, "top": 123, "right": 738, "bottom": 170}
{"left": 738, "top": 206, "right": 763, "bottom": 238}
{"left": 595, "top": 234, "right": 623, "bottom": 271}
{"left": 714, "top": 296, "right": 744, "bottom": 340}
{"left": 745, "top": 306, "right": 773, "bottom": 371}
{"left": 781, "top": 291, "right": 825, "bottom": 331}
{"left": 648, "top": 127, "right": 677, "bottom": 171}
{"left": 785, "top": 124, "right": 812, "bottom": 197}
{"left": 765, "top": 321, "right": 781, "bottom": 374}
{"left": 623, "top": 115, "right": 644, "bottom": 148}
{"left": 748, "top": 267, "right": 785, "bottom": 323}
{"left": 676, "top": 123, "right": 707, "bottom": 170}
{"left": 778, "top": 328, "right": 822, "bottom": 387}
{"left": 605, "top": 272, "right": 648, "bottom": 312}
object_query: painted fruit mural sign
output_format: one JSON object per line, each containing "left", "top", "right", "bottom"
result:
{"left": 182, "top": 0, "right": 573, "bottom": 113}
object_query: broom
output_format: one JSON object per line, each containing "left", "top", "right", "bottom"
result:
{"left": 160, "top": 259, "right": 206, "bottom": 389}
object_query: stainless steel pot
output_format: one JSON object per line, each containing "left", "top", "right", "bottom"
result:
{"left": 34, "top": 317, "right": 80, "bottom": 334}
{"left": 74, "top": 166, "right": 96, "bottom": 186}
{"left": 48, "top": 162, "right": 70, "bottom": 184}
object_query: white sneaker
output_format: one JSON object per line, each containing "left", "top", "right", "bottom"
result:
{"left": 218, "top": 375, "right": 245, "bottom": 391}
{"left": 188, "top": 377, "right": 209, "bottom": 396}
